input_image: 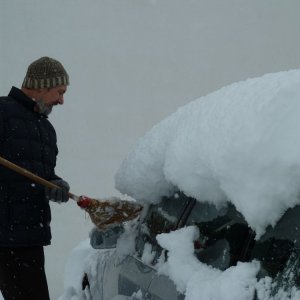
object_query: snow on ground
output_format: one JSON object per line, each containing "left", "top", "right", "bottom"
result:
{"left": 115, "top": 69, "right": 300, "bottom": 238}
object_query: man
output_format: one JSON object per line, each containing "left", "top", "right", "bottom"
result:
{"left": 0, "top": 57, "right": 71, "bottom": 300}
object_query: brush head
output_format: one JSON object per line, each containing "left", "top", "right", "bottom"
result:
{"left": 77, "top": 195, "right": 143, "bottom": 229}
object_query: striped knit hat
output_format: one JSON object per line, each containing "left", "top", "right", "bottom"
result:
{"left": 22, "top": 57, "right": 69, "bottom": 89}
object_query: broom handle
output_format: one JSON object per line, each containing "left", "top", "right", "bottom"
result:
{"left": 0, "top": 155, "right": 79, "bottom": 201}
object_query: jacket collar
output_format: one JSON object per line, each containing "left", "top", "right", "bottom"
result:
{"left": 8, "top": 86, "right": 48, "bottom": 118}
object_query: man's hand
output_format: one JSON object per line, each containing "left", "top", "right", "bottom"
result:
{"left": 45, "top": 179, "right": 70, "bottom": 203}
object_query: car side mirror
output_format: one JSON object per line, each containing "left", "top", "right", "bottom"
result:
{"left": 90, "top": 225, "right": 124, "bottom": 249}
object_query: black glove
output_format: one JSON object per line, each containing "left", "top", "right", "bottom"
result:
{"left": 45, "top": 179, "right": 70, "bottom": 203}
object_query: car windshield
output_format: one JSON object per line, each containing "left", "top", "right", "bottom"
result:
{"left": 185, "top": 201, "right": 254, "bottom": 270}
{"left": 135, "top": 192, "right": 192, "bottom": 264}
{"left": 146, "top": 192, "right": 191, "bottom": 235}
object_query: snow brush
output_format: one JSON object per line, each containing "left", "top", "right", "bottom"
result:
{"left": 0, "top": 156, "right": 143, "bottom": 229}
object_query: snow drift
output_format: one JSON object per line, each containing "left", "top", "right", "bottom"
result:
{"left": 115, "top": 70, "right": 300, "bottom": 237}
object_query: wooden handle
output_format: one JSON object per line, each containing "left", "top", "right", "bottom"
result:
{"left": 0, "top": 156, "right": 79, "bottom": 201}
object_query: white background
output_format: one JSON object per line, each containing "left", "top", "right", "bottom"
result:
{"left": 1, "top": 1, "right": 300, "bottom": 298}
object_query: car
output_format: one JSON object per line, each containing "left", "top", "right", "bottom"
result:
{"left": 74, "top": 190, "right": 300, "bottom": 300}
{"left": 60, "top": 70, "right": 300, "bottom": 300}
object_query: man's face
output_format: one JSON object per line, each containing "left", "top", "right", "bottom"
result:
{"left": 35, "top": 85, "right": 67, "bottom": 115}
{"left": 39, "top": 85, "right": 67, "bottom": 106}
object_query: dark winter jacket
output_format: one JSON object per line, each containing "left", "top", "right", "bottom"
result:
{"left": 0, "top": 87, "right": 59, "bottom": 247}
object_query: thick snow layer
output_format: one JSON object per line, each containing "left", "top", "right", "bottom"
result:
{"left": 115, "top": 70, "right": 300, "bottom": 237}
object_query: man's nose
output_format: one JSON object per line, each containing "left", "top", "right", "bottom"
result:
{"left": 58, "top": 95, "right": 64, "bottom": 105}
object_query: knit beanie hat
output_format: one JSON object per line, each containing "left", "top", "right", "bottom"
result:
{"left": 22, "top": 56, "right": 69, "bottom": 89}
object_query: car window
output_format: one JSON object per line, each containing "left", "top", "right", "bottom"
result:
{"left": 185, "top": 201, "right": 254, "bottom": 270}
{"left": 135, "top": 192, "right": 193, "bottom": 265}
{"left": 146, "top": 192, "right": 192, "bottom": 235}
{"left": 251, "top": 204, "right": 300, "bottom": 293}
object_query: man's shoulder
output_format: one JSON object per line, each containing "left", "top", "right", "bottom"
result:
{"left": 0, "top": 94, "right": 26, "bottom": 118}
{"left": 0, "top": 95, "right": 11, "bottom": 101}
{"left": 0, "top": 95, "right": 17, "bottom": 108}
{"left": 0, "top": 95, "right": 12, "bottom": 105}
{"left": 0, "top": 87, "right": 22, "bottom": 104}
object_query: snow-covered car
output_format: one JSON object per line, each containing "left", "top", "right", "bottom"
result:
{"left": 61, "top": 70, "right": 300, "bottom": 300}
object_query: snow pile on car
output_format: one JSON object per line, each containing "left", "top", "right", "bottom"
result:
{"left": 115, "top": 69, "right": 300, "bottom": 237}
{"left": 156, "top": 226, "right": 260, "bottom": 300}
